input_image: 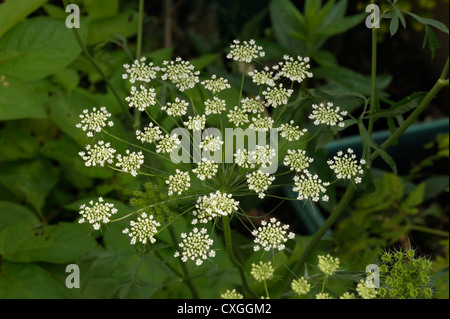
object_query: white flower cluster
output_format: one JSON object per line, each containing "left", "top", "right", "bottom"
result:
{"left": 122, "top": 57, "right": 159, "bottom": 83}
{"left": 166, "top": 169, "right": 191, "bottom": 195}
{"left": 249, "top": 114, "right": 274, "bottom": 132}
{"left": 248, "top": 66, "right": 276, "bottom": 87}
{"left": 199, "top": 135, "right": 224, "bottom": 152}
{"left": 136, "top": 122, "right": 162, "bottom": 144}
{"left": 327, "top": 148, "right": 366, "bottom": 184}
{"left": 76, "top": 107, "right": 114, "bottom": 137}
{"left": 156, "top": 134, "right": 181, "bottom": 153}
{"left": 79, "top": 140, "right": 116, "bottom": 167}
{"left": 241, "top": 96, "right": 265, "bottom": 114}
{"left": 78, "top": 197, "right": 118, "bottom": 230}
{"left": 278, "top": 120, "right": 308, "bottom": 141}
{"left": 251, "top": 217, "right": 295, "bottom": 251}
{"left": 161, "top": 57, "right": 200, "bottom": 91}
{"left": 116, "top": 150, "right": 144, "bottom": 177}
{"left": 309, "top": 102, "right": 347, "bottom": 127}
{"left": 192, "top": 191, "right": 239, "bottom": 224}
{"left": 192, "top": 159, "right": 218, "bottom": 181}
{"left": 283, "top": 149, "right": 314, "bottom": 173}
{"left": 246, "top": 170, "right": 275, "bottom": 199}
{"left": 201, "top": 75, "right": 231, "bottom": 95}
{"left": 273, "top": 55, "right": 313, "bottom": 83}
{"left": 293, "top": 171, "right": 330, "bottom": 202}
{"left": 226, "top": 39, "right": 265, "bottom": 63}
{"left": 262, "top": 84, "right": 293, "bottom": 108}
{"left": 174, "top": 227, "right": 216, "bottom": 266}
{"left": 123, "top": 212, "right": 160, "bottom": 245}
{"left": 125, "top": 85, "right": 156, "bottom": 111}
{"left": 228, "top": 107, "right": 249, "bottom": 126}
{"left": 161, "top": 97, "right": 189, "bottom": 117}
{"left": 204, "top": 97, "right": 227, "bottom": 115}
{"left": 184, "top": 115, "right": 206, "bottom": 131}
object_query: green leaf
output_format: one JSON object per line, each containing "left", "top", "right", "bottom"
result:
{"left": 425, "top": 25, "right": 442, "bottom": 59}
{"left": 367, "top": 92, "right": 427, "bottom": 119}
{"left": 315, "top": 12, "right": 366, "bottom": 38}
{"left": 0, "top": 122, "right": 40, "bottom": 160}
{"left": 0, "top": 73, "right": 46, "bottom": 120}
{"left": 147, "top": 48, "right": 173, "bottom": 66}
{"left": 403, "top": 10, "right": 449, "bottom": 34}
{"left": 82, "top": 0, "right": 119, "bottom": 20}
{"left": 269, "top": 0, "right": 306, "bottom": 54}
{"left": 0, "top": 262, "right": 75, "bottom": 298}
{"left": 0, "top": 221, "right": 101, "bottom": 263}
{"left": 86, "top": 10, "right": 138, "bottom": 45}
{"left": 0, "top": 158, "right": 60, "bottom": 212}
{"left": 389, "top": 8, "right": 400, "bottom": 37}
{"left": 0, "top": 17, "right": 86, "bottom": 81}
{"left": 359, "top": 122, "right": 397, "bottom": 174}
{"left": 0, "top": 0, "right": 48, "bottom": 38}
{"left": 401, "top": 183, "right": 425, "bottom": 215}
{"left": 190, "top": 53, "right": 219, "bottom": 70}
{"left": 0, "top": 201, "right": 39, "bottom": 231}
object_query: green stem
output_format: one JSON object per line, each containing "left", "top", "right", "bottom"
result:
{"left": 71, "top": 27, "right": 134, "bottom": 123}
{"left": 168, "top": 225, "right": 200, "bottom": 299}
{"left": 238, "top": 63, "right": 246, "bottom": 107}
{"left": 134, "top": 0, "right": 145, "bottom": 129}
{"left": 409, "top": 224, "right": 449, "bottom": 237}
{"left": 368, "top": 0, "right": 378, "bottom": 136}
{"left": 222, "top": 215, "right": 258, "bottom": 298}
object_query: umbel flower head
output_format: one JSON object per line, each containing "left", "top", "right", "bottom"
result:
{"left": 156, "top": 134, "right": 181, "bottom": 153}
{"left": 122, "top": 57, "right": 159, "bottom": 83}
{"left": 161, "top": 97, "right": 189, "bottom": 117}
{"left": 115, "top": 150, "right": 144, "bottom": 177}
{"left": 166, "top": 169, "right": 191, "bottom": 195}
{"left": 309, "top": 102, "right": 347, "bottom": 127}
{"left": 192, "top": 159, "right": 219, "bottom": 181}
{"left": 249, "top": 114, "right": 274, "bottom": 132}
{"left": 250, "top": 261, "right": 274, "bottom": 282}
{"left": 228, "top": 107, "right": 249, "bottom": 126}
{"left": 136, "top": 122, "right": 162, "bottom": 144}
{"left": 184, "top": 115, "right": 206, "bottom": 131}
{"left": 278, "top": 120, "right": 308, "bottom": 141}
{"left": 161, "top": 57, "right": 199, "bottom": 91}
{"left": 125, "top": 85, "right": 156, "bottom": 111}
{"left": 273, "top": 55, "right": 313, "bottom": 83}
{"left": 327, "top": 148, "right": 366, "bottom": 184}
{"left": 123, "top": 212, "right": 161, "bottom": 245}
{"left": 221, "top": 289, "right": 243, "bottom": 299}
{"left": 246, "top": 170, "right": 275, "bottom": 199}
{"left": 174, "top": 227, "right": 216, "bottom": 266}
{"left": 262, "top": 84, "right": 293, "bottom": 108}
{"left": 204, "top": 97, "right": 227, "bottom": 115}
{"left": 192, "top": 191, "right": 239, "bottom": 224}
{"left": 76, "top": 107, "right": 114, "bottom": 137}
{"left": 79, "top": 140, "right": 116, "bottom": 167}
{"left": 78, "top": 197, "right": 118, "bottom": 230}
{"left": 293, "top": 170, "right": 330, "bottom": 202}
{"left": 201, "top": 75, "right": 231, "bottom": 95}
{"left": 241, "top": 96, "right": 265, "bottom": 114}
{"left": 251, "top": 217, "right": 295, "bottom": 251}
{"left": 199, "top": 135, "right": 224, "bottom": 152}
{"left": 318, "top": 254, "right": 340, "bottom": 276}
{"left": 283, "top": 149, "right": 314, "bottom": 173}
{"left": 248, "top": 66, "right": 276, "bottom": 87}
{"left": 291, "top": 277, "right": 311, "bottom": 296}
{"left": 226, "top": 39, "right": 265, "bottom": 63}
{"left": 249, "top": 145, "right": 276, "bottom": 168}
{"left": 356, "top": 280, "right": 378, "bottom": 299}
